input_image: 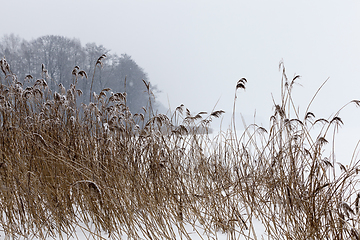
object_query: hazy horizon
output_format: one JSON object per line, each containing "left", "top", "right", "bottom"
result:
{"left": 1, "top": 1, "right": 360, "bottom": 239}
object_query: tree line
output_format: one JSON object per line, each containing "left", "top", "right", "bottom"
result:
{"left": 0, "top": 34, "right": 158, "bottom": 112}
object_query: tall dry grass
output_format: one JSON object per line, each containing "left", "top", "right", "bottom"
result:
{"left": 0, "top": 56, "right": 360, "bottom": 239}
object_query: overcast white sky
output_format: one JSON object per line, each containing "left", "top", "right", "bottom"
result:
{"left": 2, "top": 0, "right": 360, "bottom": 121}
{"left": 2, "top": 0, "right": 360, "bottom": 238}
{"left": 4, "top": 0, "right": 360, "bottom": 149}
{"left": 2, "top": 0, "right": 360, "bottom": 154}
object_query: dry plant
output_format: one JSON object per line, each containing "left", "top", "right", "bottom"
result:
{"left": 0, "top": 55, "right": 359, "bottom": 240}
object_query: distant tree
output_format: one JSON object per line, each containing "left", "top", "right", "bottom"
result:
{"left": 29, "top": 35, "right": 84, "bottom": 89}
{"left": 110, "top": 54, "right": 151, "bottom": 112}
{"left": 0, "top": 34, "right": 26, "bottom": 79}
{"left": 0, "top": 34, "right": 157, "bottom": 112}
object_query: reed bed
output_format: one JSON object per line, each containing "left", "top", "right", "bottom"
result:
{"left": 0, "top": 56, "right": 360, "bottom": 239}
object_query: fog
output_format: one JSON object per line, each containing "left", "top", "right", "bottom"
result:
{"left": 1, "top": 0, "right": 360, "bottom": 239}
{"left": 2, "top": 1, "right": 359, "bottom": 119}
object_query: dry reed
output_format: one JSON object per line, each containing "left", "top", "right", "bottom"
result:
{"left": 0, "top": 56, "right": 359, "bottom": 239}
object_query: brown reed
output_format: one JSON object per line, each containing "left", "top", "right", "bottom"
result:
{"left": 0, "top": 56, "right": 359, "bottom": 239}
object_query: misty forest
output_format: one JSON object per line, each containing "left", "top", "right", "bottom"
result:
{"left": 1, "top": 34, "right": 360, "bottom": 240}
{"left": 0, "top": 34, "right": 158, "bottom": 113}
